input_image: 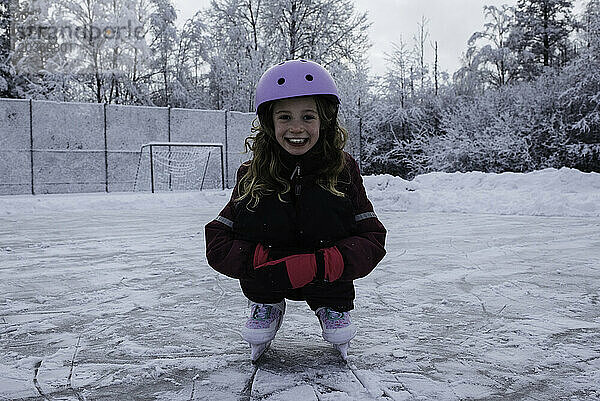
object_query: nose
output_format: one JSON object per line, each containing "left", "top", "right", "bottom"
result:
{"left": 288, "top": 119, "right": 304, "bottom": 133}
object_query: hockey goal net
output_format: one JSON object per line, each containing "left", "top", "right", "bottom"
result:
{"left": 134, "top": 142, "right": 224, "bottom": 192}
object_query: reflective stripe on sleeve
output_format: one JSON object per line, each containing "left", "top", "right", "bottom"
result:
{"left": 355, "top": 211, "right": 377, "bottom": 222}
{"left": 215, "top": 215, "right": 234, "bottom": 228}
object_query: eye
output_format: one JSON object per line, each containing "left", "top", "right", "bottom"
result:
{"left": 304, "top": 114, "right": 317, "bottom": 121}
{"left": 277, "top": 114, "right": 291, "bottom": 120}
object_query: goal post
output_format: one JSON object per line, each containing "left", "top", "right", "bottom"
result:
{"left": 134, "top": 142, "right": 225, "bottom": 193}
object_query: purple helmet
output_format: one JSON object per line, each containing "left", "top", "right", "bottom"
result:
{"left": 254, "top": 59, "right": 340, "bottom": 113}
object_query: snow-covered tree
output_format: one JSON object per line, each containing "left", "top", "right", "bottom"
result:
{"left": 264, "top": 0, "right": 371, "bottom": 137}
{"left": 453, "top": 46, "right": 486, "bottom": 96}
{"left": 40, "top": 0, "right": 153, "bottom": 103}
{"left": 509, "top": 0, "right": 575, "bottom": 79}
{"left": 581, "top": 0, "right": 600, "bottom": 48}
{"left": 556, "top": 0, "right": 600, "bottom": 170}
{"left": 202, "top": 0, "right": 267, "bottom": 111}
{"left": 412, "top": 16, "right": 429, "bottom": 91}
{"left": 6, "top": 0, "right": 78, "bottom": 99}
{"left": 146, "top": 0, "right": 177, "bottom": 105}
{"left": 11, "top": 0, "right": 59, "bottom": 74}
{"left": 429, "top": 90, "right": 530, "bottom": 173}
{"left": 365, "top": 16, "right": 458, "bottom": 177}
{"left": 98, "top": 0, "right": 147, "bottom": 104}
{"left": 263, "top": 0, "right": 370, "bottom": 67}
{"left": 0, "top": 0, "right": 17, "bottom": 97}
{"left": 464, "top": 5, "right": 519, "bottom": 88}
{"left": 383, "top": 37, "right": 412, "bottom": 108}
{"left": 202, "top": 0, "right": 370, "bottom": 112}
{"left": 0, "top": 0, "right": 10, "bottom": 61}
{"left": 170, "top": 12, "right": 210, "bottom": 108}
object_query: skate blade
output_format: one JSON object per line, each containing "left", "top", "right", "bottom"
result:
{"left": 251, "top": 341, "right": 271, "bottom": 364}
{"left": 333, "top": 342, "right": 350, "bottom": 361}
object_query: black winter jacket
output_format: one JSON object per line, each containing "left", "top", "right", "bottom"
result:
{"left": 205, "top": 150, "right": 386, "bottom": 281}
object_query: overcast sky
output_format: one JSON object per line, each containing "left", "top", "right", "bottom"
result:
{"left": 171, "top": 0, "right": 584, "bottom": 76}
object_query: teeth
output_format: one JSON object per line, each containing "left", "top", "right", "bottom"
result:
{"left": 287, "top": 138, "right": 307, "bottom": 144}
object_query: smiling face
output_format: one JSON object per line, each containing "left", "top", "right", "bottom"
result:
{"left": 272, "top": 96, "right": 320, "bottom": 156}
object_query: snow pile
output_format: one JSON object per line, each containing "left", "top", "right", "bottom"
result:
{"left": 0, "top": 167, "right": 599, "bottom": 217}
{"left": 0, "top": 190, "right": 232, "bottom": 216}
{"left": 364, "top": 167, "right": 600, "bottom": 217}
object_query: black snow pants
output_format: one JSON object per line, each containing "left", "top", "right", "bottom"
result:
{"left": 239, "top": 278, "right": 355, "bottom": 312}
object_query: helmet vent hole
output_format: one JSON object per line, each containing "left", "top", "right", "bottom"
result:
{"left": 300, "top": 59, "right": 307, "bottom": 62}
{"left": 305, "top": 74, "right": 313, "bottom": 81}
{"left": 277, "top": 77, "right": 285, "bottom": 85}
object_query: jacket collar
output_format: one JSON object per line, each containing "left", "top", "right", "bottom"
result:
{"left": 277, "top": 144, "right": 323, "bottom": 178}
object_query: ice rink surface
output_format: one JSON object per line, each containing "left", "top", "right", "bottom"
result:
{"left": 1, "top": 196, "right": 599, "bottom": 400}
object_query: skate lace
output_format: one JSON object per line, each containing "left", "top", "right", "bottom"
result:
{"left": 325, "top": 308, "right": 346, "bottom": 322}
{"left": 252, "top": 304, "right": 272, "bottom": 321}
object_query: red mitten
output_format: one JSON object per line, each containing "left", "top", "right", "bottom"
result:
{"left": 252, "top": 243, "right": 271, "bottom": 267}
{"left": 321, "top": 246, "right": 344, "bottom": 282}
{"left": 252, "top": 246, "right": 345, "bottom": 288}
{"left": 254, "top": 253, "right": 317, "bottom": 289}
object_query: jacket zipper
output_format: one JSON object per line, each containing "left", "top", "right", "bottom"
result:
{"left": 295, "top": 165, "right": 301, "bottom": 196}
{"left": 291, "top": 163, "right": 301, "bottom": 196}
{"left": 291, "top": 162, "right": 303, "bottom": 240}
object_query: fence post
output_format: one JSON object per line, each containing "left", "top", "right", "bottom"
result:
{"left": 358, "top": 96, "right": 363, "bottom": 172}
{"left": 103, "top": 103, "right": 108, "bottom": 193}
{"left": 359, "top": 115, "right": 363, "bottom": 172}
{"left": 220, "top": 144, "right": 225, "bottom": 190}
{"left": 150, "top": 144, "right": 155, "bottom": 193}
{"left": 168, "top": 106, "right": 172, "bottom": 190}
{"left": 29, "top": 99, "right": 34, "bottom": 195}
{"left": 224, "top": 109, "right": 229, "bottom": 189}
{"left": 168, "top": 106, "right": 171, "bottom": 142}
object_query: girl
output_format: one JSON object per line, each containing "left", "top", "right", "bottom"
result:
{"left": 205, "top": 59, "right": 386, "bottom": 361}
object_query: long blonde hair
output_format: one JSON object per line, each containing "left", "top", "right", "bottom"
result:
{"left": 236, "top": 95, "right": 348, "bottom": 208}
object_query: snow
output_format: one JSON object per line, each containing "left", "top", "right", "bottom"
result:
{"left": 366, "top": 167, "right": 600, "bottom": 217}
{"left": 1, "top": 166, "right": 598, "bottom": 218}
{"left": 1, "top": 167, "right": 599, "bottom": 400}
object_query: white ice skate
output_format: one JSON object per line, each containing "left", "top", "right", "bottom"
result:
{"left": 316, "top": 307, "right": 357, "bottom": 360}
{"left": 250, "top": 341, "right": 271, "bottom": 364}
{"left": 241, "top": 301, "right": 285, "bottom": 362}
{"left": 333, "top": 342, "right": 350, "bottom": 361}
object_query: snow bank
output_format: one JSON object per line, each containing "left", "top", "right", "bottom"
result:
{"left": 0, "top": 190, "right": 232, "bottom": 216}
{"left": 365, "top": 167, "right": 600, "bottom": 217}
{"left": 0, "top": 167, "right": 598, "bottom": 217}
